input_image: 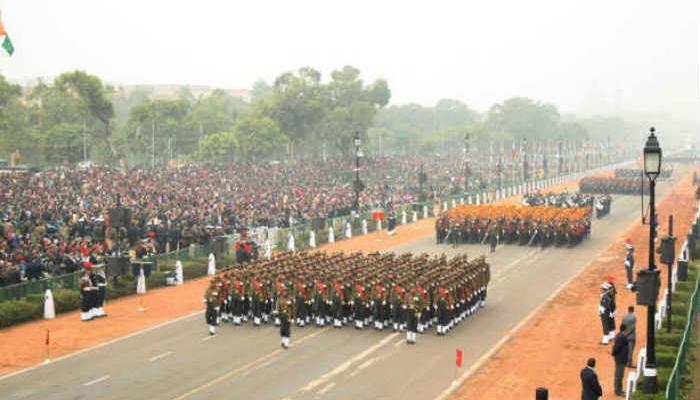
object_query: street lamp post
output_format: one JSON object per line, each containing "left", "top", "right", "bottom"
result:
{"left": 642, "top": 127, "right": 662, "bottom": 394}
{"left": 353, "top": 132, "right": 364, "bottom": 216}
{"left": 463, "top": 133, "right": 470, "bottom": 195}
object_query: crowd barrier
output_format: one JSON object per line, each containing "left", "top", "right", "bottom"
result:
{"left": 0, "top": 237, "right": 233, "bottom": 302}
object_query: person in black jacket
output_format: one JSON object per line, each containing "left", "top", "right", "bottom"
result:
{"left": 612, "top": 323, "right": 630, "bottom": 396}
{"left": 580, "top": 357, "right": 603, "bottom": 400}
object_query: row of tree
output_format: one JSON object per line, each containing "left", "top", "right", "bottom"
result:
{"left": 0, "top": 66, "right": 640, "bottom": 167}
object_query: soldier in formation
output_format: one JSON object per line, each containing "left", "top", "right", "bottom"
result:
{"left": 202, "top": 251, "right": 490, "bottom": 345}
{"left": 436, "top": 204, "right": 591, "bottom": 248}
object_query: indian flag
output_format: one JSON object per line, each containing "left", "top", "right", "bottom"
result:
{"left": 0, "top": 13, "right": 14, "bottom": 56}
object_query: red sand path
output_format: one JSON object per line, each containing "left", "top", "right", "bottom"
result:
{"left": 452, "top": 172, "right": 698, "bottom": 400}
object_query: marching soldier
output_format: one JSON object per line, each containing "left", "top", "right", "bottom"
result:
{"left": 406, "top": 294, "right": 419, "bottom": 344}
{"left": 279, "top": 292, "right": 294, "bottom": 349}
{"left": 205, "top": 283, "right": 221, "bottom": 335}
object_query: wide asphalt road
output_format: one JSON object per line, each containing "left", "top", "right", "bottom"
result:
{"left": 0, "top": 165, "right": 688, "bottom": 400}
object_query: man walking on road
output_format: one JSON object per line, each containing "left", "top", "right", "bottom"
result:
{"left": 612, "top": 323, "right": 630, "bottom": 397}
{"left": 621, "top": 306, "right": 637, "bottom": 367}
{"left": 580, "top": 357, "right": 603, "bottom": 400}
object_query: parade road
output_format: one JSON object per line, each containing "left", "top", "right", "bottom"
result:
{"left": 0, "top": 165, "right": 689, "bottom": 400}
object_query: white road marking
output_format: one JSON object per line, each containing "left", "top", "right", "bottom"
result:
{"left": 201, "top": 335, "right": 216, "bottom": 342}
{"left": 82, "top": 375, "right": 110, "bottom": 386}
{"left": 298, "top": 333, "right": 398, "bottom": 393}
{"left": 393, "top": 338, "right": 403, "bottom": 348}
{"left": 317, "top": 382, "right": 336, "bottom": 395}
{"left": 0, "top": 310, "right": 203, "bottom": 382}
{"left": 149, "top": 351, "right": 173, "bottom": 362}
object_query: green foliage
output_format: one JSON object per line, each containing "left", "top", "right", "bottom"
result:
{"left": 194, "top": 130, "right": 238, "bottom": 164}
{"left": 0, "top": 300, "right": 42, "bottom": 328}
{"left": 234, "top": 115, "right": 287, "bottom": 160}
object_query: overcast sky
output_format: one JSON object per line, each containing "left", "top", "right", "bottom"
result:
{"left": 0, "top": 0, "right": 697, "bottom": 123}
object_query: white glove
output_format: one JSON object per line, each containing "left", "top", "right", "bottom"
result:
{"left": 598, "top": 305, "right": 606, "bottom": 314}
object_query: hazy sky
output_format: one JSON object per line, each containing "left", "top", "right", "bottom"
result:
{"left": 0, "top": 0, "right": 697, "bottom": 121}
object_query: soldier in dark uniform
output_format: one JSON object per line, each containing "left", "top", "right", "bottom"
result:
{"left": 279, "top": 292, "right": 293, "bottom": 349}
{"left": 92, "top": 264, "right": 107, "bottom": 318}
{"left": 80, "top": 263, "right": 95, "bottom": 321}
{"left": 406, "top": 294, "right": 419, "bottom": 344}
{"left": 624, "top": 240, "right": 635, "bottom": 289}
{"left": 205, "top": 283, "right": 220, "bottom": 335}
{"left": 598, "top": 282, "right": 613, "bottom": 344}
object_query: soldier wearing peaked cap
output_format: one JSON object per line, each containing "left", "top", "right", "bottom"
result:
{"left": 205, "top": 283, "right": 221, "bottom": 335}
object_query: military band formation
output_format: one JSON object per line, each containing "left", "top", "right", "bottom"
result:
{"left": 204, "top": 251, "right": 490, "bottom": 347}
{"left": 436, "top": 203, "right": 592, "bottom": 248}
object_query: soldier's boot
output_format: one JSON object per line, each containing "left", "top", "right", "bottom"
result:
{"left": 393, "top": 322, "right": 399, "bottom": 332}
{"left": 354, "top": 319, "right": 363, "bottom": 329}
{"left": 81, "top": 312, "right": 90, "bottom": 321}
{"left": 254, "top": 317, "right": 261, "bottom": 326}
{"left": 417, "top": 323, "right": 424, "bottom": 334}
{"left": 262, "top": 314, "right": 269, "bottom": 323}
{"left": 377, "top": 321, "right": 383, "bottom": 331}
{"left": 274, "top": 317, "right": 281, "bottom": 326}
{"left": 599, "top": 334, "right": 610, "bottom": 345}
{"left": 281, "top": 336, "right": 289, "bottom": 349}
{"left": 208, "top": 325, "right": 216, "bottom": 335}
{"left": 437, "top": 325, "right": 444, "bottom": 336}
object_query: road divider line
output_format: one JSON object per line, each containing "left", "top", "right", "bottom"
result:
{"left": 0, "top": 310, "right": 203, "bottom": 382}
{"left": 298, "top": 333, "right": 398, "bottom": 393}
{"left": 172, "top": 327, "right": 329, "bottom": 400}
{"left": 201, "top": 335, "right": 215, "bottom": 342}
{"left": 318, "top": 382, "right": 336, "bottom": 395}
{"left": 149, "top": 351, "right": 173, "bottom": 362}
{"left": 83, "top": 375, "right": 110, "bottom": 386}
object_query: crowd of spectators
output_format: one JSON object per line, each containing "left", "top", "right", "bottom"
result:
{"left": 0, "top": 155, "right": 472, "bottom": 286}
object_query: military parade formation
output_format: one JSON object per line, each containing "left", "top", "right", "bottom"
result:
{"left": 579, "top": 176, "right": 650, "bottom": 195}
{"left": 436, "top": 203, "right": 592, "bottom": 248}
{"left": 204, "top": 251, "right": 490, "bottom": 346}
{"left": 521, "top": 191, "right": 612, "bottom": 219}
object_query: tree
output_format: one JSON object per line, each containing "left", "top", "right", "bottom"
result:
{"left": 55, "top": 71, "right": 116, "bottom": 159}
{"left": 234, "top": 116, "right": 287, "bottom": 160}
{"left": 0, "top": 75, "right": 28, "bottom": 162}
{"left": 321, "top": 66, "right": 391, "bottom": 154}
{"left": 189, "top": 89, "right": 247, "bottom": 140}
{"left": 264, "top": 67, "right": 326, "bottom": 159}
{"left": 194, "top": 130, "right": 238, "bottom": 164}
{"left": 485, "top": 97, "right": 560, "bottom": 140}
{"left": 126, "top": 98, "right": 192, "bottom": 167}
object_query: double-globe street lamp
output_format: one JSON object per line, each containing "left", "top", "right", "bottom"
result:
{"left": 641, "top": 127, "right": 662, "bottom": 393}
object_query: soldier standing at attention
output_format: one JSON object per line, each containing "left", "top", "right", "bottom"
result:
{"left": 80, "top": 262, "right": 95, "bottom": 321}
{"left": 598, "top": 282, "right": 613, "bottom": 344}
{"left": 624, "top": 239, "right": 635, "bottom": 290}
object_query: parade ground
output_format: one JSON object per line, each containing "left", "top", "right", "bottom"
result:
{"left": 0, "top": 163, "right": 694, "bottom": 400}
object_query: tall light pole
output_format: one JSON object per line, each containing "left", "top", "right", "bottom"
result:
{"left": 642, "top": 126, "right": 662, "bottom": 394}
{"left": 352, "top": 132, "right": 364, "bottom": 216}
{"left": 463, "top": 132, "right": 470, "bottom": 195}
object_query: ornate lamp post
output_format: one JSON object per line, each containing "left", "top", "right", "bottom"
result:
{"left": 641, "top": 127, "right": 662, "bottom": 393}
{"left": 463, "top": 133, "right": 470, "bottom": 195}
{"left": 352, "top": 132, "right": 364, "bottom": 216}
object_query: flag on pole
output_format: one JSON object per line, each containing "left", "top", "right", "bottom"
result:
{"left": 455, "top": 348, "right": 463, "bottom": 368}
{"left": 0, "top": 12, "right": 14, "bottom": 56}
